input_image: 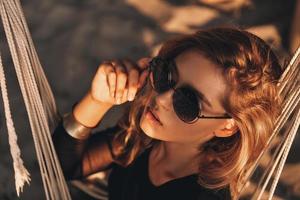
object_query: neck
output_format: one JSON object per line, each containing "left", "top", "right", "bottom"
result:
{"left": 151, "top": 141, "right": 200, "bottom": 178}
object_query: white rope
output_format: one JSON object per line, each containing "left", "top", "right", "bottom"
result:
{"left": 267, "top": 107, "right": 300, "bottom": 199}
{"left": 238, "top": 45, "right": 300, "bottom": 199}
{"left": 0, "top": 0, "right": 71, "bottom": 199}
{"left": 0, "top": 0, "right": 299, "bottom": 199}
{"left": 0, "top": 53, "right": 31, "bottom": 196}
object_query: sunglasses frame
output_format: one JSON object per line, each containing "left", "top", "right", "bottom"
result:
{"left": 148, "top": 56, "right": 232, "bottom": 124}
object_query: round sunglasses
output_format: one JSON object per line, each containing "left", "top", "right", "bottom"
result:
{"left": 148, "top": 56, "right": 232, "bottom": 124}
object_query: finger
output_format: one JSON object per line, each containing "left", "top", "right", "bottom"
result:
{"left": 123, "top": 60, "right": 139, "bottom": 101}
{"left": 122, "top": 58, "right": 136, "bottom": 72}
{"left": 115, "top": 73, "right": 127, "bottom": 104}
{"left": 113, "top": 61, "right": 127, "bottom": 104}
{"left": 127, "top": 69, "right": 139, "bottom": 101}
{"left": 98, "top": 61, "right": 113, "bottom": 74}
{"left": 112, "top": 60, "right": 127, "bottom": 74}
{"left": 107, "top": 72, "right": 116, "bottom": 98}
{"left": 121, "top": 88, "right": 129, "bottom": 103}
{"left": 137, "top": 57, "right": 152, "bottom": 70}
{"left": 138, "top": 69, "right": 150, "bottom": 88}
{"left": 102, "top": 63, "right": 116, "bottom": 98}
{"left": 95, "top": 65, "right": 109, "bottom": 95}
{"left": 102, "top": 62, "right": 115, "bottom": 74}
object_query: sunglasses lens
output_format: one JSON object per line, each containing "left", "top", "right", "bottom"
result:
{"left": 150, "top": 57, "right": 200, "bottom": 123}
{"left": 173, "top": 87, "right": 200, "bottom": 122}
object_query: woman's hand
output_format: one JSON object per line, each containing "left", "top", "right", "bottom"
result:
{"left": 90, "top": 58, "right": 151, "bottom": 105}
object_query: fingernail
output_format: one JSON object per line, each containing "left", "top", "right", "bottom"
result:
{"left": 128, "top": 94, "right": 134, "bottom": 101}
{"left": 117, "top": 98, "right": 121, "bottom": 104}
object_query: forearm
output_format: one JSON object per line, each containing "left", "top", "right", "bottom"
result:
{"left": 53, "top": 121, "right": 122, "bottom": 180}
{"left": 52, "top": 120, "right": 88, "bottom": 180}
{"left": 52, "top": 92, "right": 116, "bottom": 180}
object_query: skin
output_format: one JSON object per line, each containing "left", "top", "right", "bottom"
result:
{"left": 72, "top": 49, "right": 238, "bottom": 186}
{"left": 139, "top": 49, "right": 238, "bottom": 186}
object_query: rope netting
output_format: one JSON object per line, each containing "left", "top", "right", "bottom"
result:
{"left": 238, "top": 46, "right": 300, "bottom": 199}
{"left": 0, "top": 0, "right": 299, "bottom": 199}
{"left": 0, "top": 0, "right": 70, "bottom": 199}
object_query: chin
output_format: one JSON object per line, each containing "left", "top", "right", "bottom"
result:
{"left": 140, "top": 119, "right": 176, "bottom": 142}
{"left": 140, "top": 117, "right": 156, "bottom": 138}
{"left": 140, "top": 115, "right": 163, "bottom": 140}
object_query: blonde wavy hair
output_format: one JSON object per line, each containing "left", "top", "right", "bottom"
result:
{"left": 109, "top": 27, "right": 283, "bottom": 199}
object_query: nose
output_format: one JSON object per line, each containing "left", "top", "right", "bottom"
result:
{"left": 152, "top": 88, "right": 174, "bottom": 112}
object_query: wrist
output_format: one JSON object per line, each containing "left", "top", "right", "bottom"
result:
{"left": 73, "top": 90, "right": 113, "bottom": 128}
{"left": 63, "top": 112, "right": 92, "bottom": 140}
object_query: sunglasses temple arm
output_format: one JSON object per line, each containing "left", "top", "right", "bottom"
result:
{"left": 198, "top": 115, "right": 232, "bottom": 119}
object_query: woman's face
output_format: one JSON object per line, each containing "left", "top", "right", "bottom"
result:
{"left": 140, "top": 50, "right": 230, "bottom": 146}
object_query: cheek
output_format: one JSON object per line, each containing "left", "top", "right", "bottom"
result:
{"left": 139, "top": 111, "right": 183, "bottom": 141}
{"left": 140, "top": 114, "right": 213, "bottom": 143}
{"left": 191, "top": 120, "right": 226, "bottom": 139}
{"left": 158, "top": 120, "right": 222, "bottom": 143}
{"left": 161, "top": 123, "right": 213, "bottom": 143}
{"left": 139, "top": 106, "right": 222, "bottom": 143}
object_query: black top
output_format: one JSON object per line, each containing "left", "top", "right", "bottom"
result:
{"left": 108, "top": 146, "right": 231, "bottom": 200}
{"left": 52, "top": 119, "right": 231, "bottom": 200}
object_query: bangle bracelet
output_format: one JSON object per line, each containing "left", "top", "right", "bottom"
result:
{"left": 62, "top": 112, "right": 92, "bottom": 140}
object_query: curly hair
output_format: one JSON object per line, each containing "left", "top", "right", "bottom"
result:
{"left": 109, "top": 27, "right": 283, "bottom": 199}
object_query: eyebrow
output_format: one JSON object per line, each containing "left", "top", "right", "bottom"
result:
{"left": 172, "top": 61, "right": 213, "bottom": 108}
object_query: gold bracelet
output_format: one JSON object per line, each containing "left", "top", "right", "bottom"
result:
{"left": 62, "top": 112, "right": 92, "bottom": 140}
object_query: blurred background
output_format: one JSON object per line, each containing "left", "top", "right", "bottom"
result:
{"left": 0, "top": 0, "right": 299, "bottom": 199}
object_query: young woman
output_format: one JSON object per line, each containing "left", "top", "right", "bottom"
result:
{"left": 52, "top": 27, "right": 283, "bottom": 200}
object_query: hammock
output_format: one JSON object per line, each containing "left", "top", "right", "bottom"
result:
{"left": 238, "top": 47, "right": 300, "bottom": 199}
{"left": 0, "top": 0, "right": 299, "bottom": 199}
{"left": 0, "top": 0, "right": 70, "bottom": 199}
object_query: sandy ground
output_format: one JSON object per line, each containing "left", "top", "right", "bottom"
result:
{"left": 0, "top": 0, "right": 299, "bottom": 199}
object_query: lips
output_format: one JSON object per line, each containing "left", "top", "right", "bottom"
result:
{"left": 148, "top": 107, "right": 161, "bottom": 123}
